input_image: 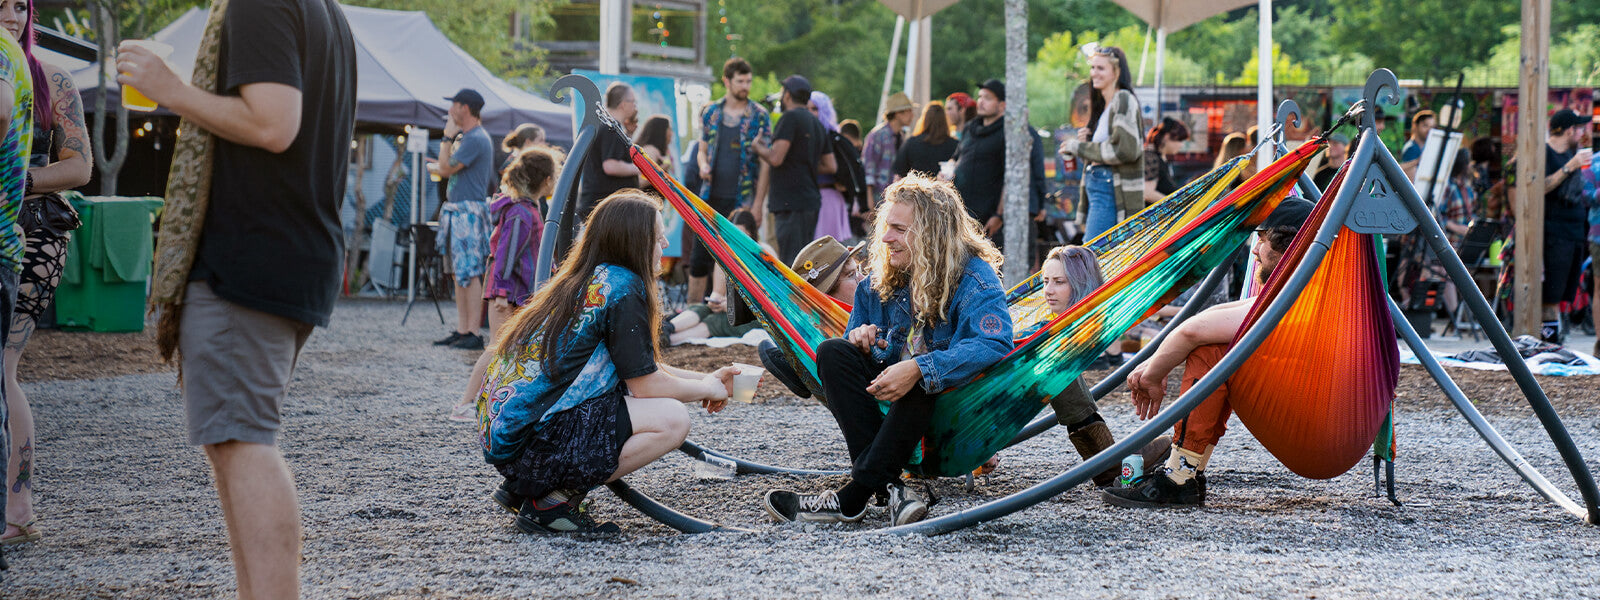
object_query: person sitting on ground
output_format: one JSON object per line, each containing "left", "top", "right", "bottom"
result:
{"left": 661, "top": 209, "right": 773, "bottom": 346}
{"left": 763, "top": 174, "right": 1012, "bottom": 527}
{"left": 1102, "top": 197, "right": 1313, "bottom": 509}
{"left": 474, "top": 191, "right": 736, "bottom": 534}
{"left": 998, "top": 246, "right": 1170, "bottom": 486}
{"left": 753, "top": 235, "right": 866, "bottom": 397}
{"left": 449, "top": 147, "right": 560, "bottom": 422}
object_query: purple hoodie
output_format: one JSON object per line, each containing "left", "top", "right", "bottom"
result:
{"left": 484, "top": 194, "right": 542, "bottom": 305}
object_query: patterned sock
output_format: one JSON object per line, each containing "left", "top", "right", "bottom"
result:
{"left": 1163, "top": 447, "right": 1206, "bottom": 485}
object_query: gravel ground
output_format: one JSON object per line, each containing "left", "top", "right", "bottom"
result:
{"left": 6, "top": 299, "right": 1600, "bottom": 599}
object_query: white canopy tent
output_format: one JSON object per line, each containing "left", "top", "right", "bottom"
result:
{"left": 876, "top": 0, "right": 959, "bottom": 119}
{"left": 1108, "top": 0, "right": 1264, "bottom": 140}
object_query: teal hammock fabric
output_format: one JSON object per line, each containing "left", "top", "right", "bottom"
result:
{"left": 635, "top": 139, "right": 1322, "bottom": 476}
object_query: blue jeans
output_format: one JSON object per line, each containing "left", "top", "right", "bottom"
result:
{"left": 1083, "top": 165, "right": 1117, "bottom": 241}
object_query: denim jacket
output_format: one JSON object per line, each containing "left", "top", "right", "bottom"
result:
{"left": 847, "top": 255, "right": 1014, "bottom": 393}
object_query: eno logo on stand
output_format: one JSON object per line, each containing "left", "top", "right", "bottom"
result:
{"left": 1344, "top": 165, "right": 1418, "bottom": 235}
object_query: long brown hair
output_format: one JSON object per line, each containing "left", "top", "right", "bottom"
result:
{"left": 494, "top": 191, "right": 663, "bottom": 369}
{"left": 869, "top": 174, "right": 1003, "bottom": 326}
{"left": 913, "top": 101, "right": 952, "bottom": 146}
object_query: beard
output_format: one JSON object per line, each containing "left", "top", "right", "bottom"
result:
{"left": 732, "top": 89, "right": 748, "bottom": 102}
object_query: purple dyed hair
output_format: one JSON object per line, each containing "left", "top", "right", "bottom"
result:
{"left": 808, "top": 91, "right": 839, "bottom": 133}
{"left": 19, "top": 0, "right": 52, "bottom": 132}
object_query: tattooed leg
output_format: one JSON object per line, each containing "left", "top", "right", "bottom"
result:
{"left": 10, "top": 439, "right": 28, "bottom": 494}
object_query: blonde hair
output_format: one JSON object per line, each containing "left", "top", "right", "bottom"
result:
{"left": 869, "top": 174, "right": 1004, "bottom": 326}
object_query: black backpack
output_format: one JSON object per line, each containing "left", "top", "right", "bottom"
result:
{"left": 828, "top": 131, "right": 869, "bottom": 213}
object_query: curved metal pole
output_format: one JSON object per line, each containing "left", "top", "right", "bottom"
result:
{"left": 885, "top": 148, "right": 1362, "bottom": 536}
{"left": 1370, "top": 137, "right": 1600, "bottom": 524}
{"left": 1387, "top": 297, "right": 1589, "bottom": 519}
{"left": 536, "top": 75, "right": 604, "bottom": 288}
{"left": 605, "top": 480, "right": 754, "bottom": 534}
{"left": 677, "top": 440, "right": 847, "bottom": 476}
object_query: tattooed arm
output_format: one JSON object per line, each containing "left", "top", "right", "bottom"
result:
{"left": 27, "top": 62, "right": 92, "bottom": 196}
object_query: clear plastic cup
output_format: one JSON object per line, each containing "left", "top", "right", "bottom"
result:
{"left": 1578, "top": 148, "right": 1593, "bottom": 169}
{"left": 730, "top": 362, "right": 764, "bottom": 404}
{"left": 120, "top": 40, "right": 174, "bottom": 112}
{"left": 693, "top": 454, "right": 737, "bottom": 480}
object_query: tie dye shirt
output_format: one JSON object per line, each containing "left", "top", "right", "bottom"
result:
{"left": 0, "top": 34, "right": 32, "bottom": 271}
{"left": 476, "top": 263, "right": 658, "bottom": 464}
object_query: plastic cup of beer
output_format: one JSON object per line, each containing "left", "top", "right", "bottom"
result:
{"left": 730, "top": 362, "right": 764, "bottom": 404}
{"left": 1579, "top": 148, "right": 1594, "bottom": 168}
{"left": 120, "top": 40, "right": 174, "bottom": 112}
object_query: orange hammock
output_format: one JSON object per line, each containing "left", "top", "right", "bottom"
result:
{"left": 1225, "top": 165, "right": 1400, "bottom": 479}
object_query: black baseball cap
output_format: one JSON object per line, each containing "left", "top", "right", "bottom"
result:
{"left": 444, "top": 88, "right": 485, "bottom": 112}
{"left": 1257, "top": 197, "right": 1314, "bottom": 231}
{"left": 1550, "top": 109, "right": 1588, "bottom": 132}
{"left": 781, "top": 75, "right": 811, "bottom": 95}
{"left": 979, "top": 78, "right": 1005, "bottom": 102}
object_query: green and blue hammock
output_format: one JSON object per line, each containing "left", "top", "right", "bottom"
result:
{"left": 635, "top": 139, "right": 1377, "bottom": 477}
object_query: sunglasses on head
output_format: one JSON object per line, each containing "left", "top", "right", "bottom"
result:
{"left": 1080, "top": 42, "right": 1116, "bottom": 58}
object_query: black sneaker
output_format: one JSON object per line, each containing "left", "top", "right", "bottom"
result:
{"left": 451, "top": 333, "right": 485, "bottom": 350}
{"left": 1101, "top": 471, "right": 1205, "bottom": 508}
{"left": 516, "top": 491, "right": 621, "bottom": 535}
{"left": 886, "top": 482, "right": 928, "bottom": 526}
{"left": 433, "top": 331, "right": 466, "bottom": 346}
{"left": 763, "top": 489, "right": 866, "bottom": 523}
{"left": 492, "top": 482, "right": 523, "bottom": 515}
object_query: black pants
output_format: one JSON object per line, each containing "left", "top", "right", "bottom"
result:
{"left": 816, "top": 338, "right": 936, "bottom": 490}
{"left": 688, "top": 195, "right": 739, "bottom": 278}
{"left": 773, "top": 209, "right": 819, "bottom": 265}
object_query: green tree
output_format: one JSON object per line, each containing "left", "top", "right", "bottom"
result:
{"left": 1330, "top": 0, "right": 1514, "bottom": 83}
{"left": 350, "top": 0, "right": 559, "bottom": 84}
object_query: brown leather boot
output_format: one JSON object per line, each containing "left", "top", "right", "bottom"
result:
{"left": 1068, "top": 421, "right": 1119, "bottom": 488}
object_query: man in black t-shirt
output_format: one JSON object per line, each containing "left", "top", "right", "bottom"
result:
{"left": 753, "top": 75, "right": 836, "bottom": 264}
{"left": 117, "top": 0, "right": 356, "bottom": 596}
{"left": 1538, "top": 109, "right": 1594, "bottom": 344}
{"left": 577, "top": 82, "right": 641, "bottom": 219}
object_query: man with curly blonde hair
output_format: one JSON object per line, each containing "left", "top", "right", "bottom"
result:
{"left": 763, "top": 174, "right": 1012, "bottom": 527}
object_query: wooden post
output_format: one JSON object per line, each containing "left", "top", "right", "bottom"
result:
{"left": 1513, "top": 0, "right": 1549, "bottom": 336}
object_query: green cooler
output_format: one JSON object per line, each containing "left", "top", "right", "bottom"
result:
{"left": 56, "top": 195, "right": 163, "bottom": 332}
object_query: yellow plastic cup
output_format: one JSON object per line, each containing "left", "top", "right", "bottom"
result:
{"left": 120, "top": 40, "right": 174, "bottom": 112}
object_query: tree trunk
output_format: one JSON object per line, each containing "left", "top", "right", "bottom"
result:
{"left": 90, "top": 2, "right": 131, "bottom": 196}
{"left": 1001, "top": 0, "right": 1030, "bottom": 285}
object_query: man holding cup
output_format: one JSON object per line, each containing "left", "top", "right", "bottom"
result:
{"left": 116, "top": 0, "right": 356, "bottom": 597}
{"left": 1540, "top": 109, "right": 1593, "bottom": 345}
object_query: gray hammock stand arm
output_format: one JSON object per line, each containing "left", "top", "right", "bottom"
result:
{"left": 884, "top": 71, "right": 1599, "bottom": 535}
{"left": 532, "top": 75, "right": 749, "bottom": 534}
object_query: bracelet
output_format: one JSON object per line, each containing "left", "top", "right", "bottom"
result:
{"left": 24, "top": 170, "right": 32, "bottom": 195}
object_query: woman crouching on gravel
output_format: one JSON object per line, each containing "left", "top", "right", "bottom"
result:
{"left": 474, "top": 190, "right": 736, "bottom": 534}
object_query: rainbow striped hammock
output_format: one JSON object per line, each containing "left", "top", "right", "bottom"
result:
{"left": 636, "top": 141, "right": 1322, "bottom": 477}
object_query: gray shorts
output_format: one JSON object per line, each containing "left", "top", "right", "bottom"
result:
{"left": 180, "top": 282, "right": 313, "bottom": 446}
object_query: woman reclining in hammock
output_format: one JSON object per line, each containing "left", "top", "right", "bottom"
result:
{"left": 1103, "top": 197, "right": 1312, "bottom": 509}
{"left": 763, "top": 174, "right": 1013, "bottom": 527}
{"left": 999, "top": 245, "right": 1170, "bottom": 486}
{"left": 474, "top": 191, "right": 738, "bottom": 534}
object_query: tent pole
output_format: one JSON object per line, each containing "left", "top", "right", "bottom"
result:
{"left": 878, "top": 16, "right": 905, "bottom": 127}
{"left": 1256, "top": 0, "right": 1273, "bottom": 161}
{"left": 1153, "top": 28, "right": 1166, "bottom": 121}
{"left": 408, "top": 138, "right": 420, "bottom": 303}
{"left": 902, "top": 11, "right": 919, "bottom": 99}
{"left": 1137, "top": 25, "right": 1150, "bottom": 85}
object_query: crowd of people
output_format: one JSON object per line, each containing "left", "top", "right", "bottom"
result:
{"left": 0, "top": 0, "right": 1594, "bottom": 592}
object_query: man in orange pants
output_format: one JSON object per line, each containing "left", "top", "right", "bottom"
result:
{"left": 1103, "top": 198, "right": 1313, "bottom": 508}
